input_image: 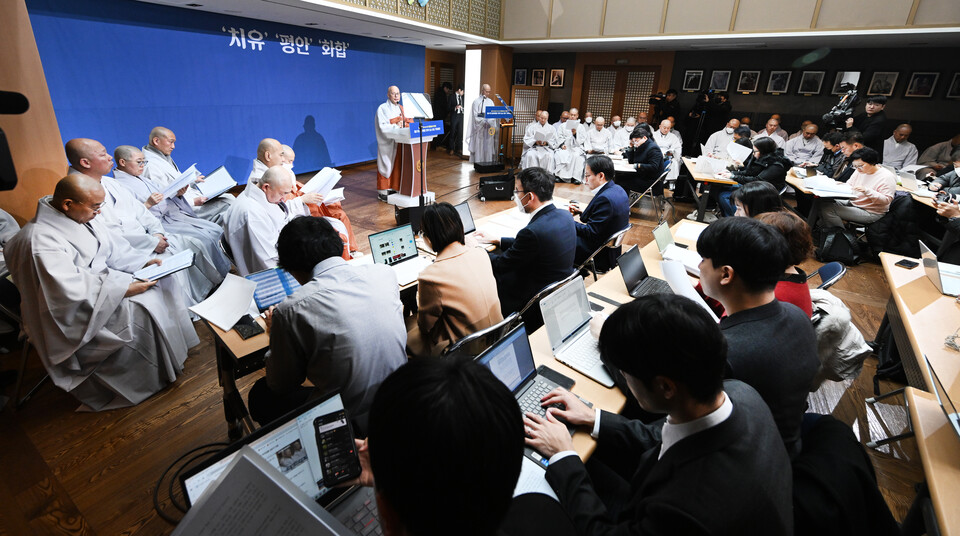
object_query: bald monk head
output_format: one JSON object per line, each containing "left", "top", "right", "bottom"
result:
{"left": 257, "top": 138, "right": 284, "bottom": 168}
{"left": 65, "top": 138, "right": 114, "bottom": 178}
{"left": 481, "top": 84, "right": 491, "bottom": 98}
{"left": 148, "top": 126, "right": 176, "bottom": 156}
{"left": 114, "top": 145, "right": 145, "bottom": 177}
{"left": 891, "top": 124, "right": 912, "bottom": 143}
{"left": 388, "top": 86, "right": 401, "bottom": 105}
{"left": 52, "top": 174, "right": 105, "bottom": 224}
{"left": 281, "top": 144, "right": 295, "bottom": 167}
{"left": 259, "top": 166, "right": 295, "bottom": 204}
{"left": 559, "top": 111, "right": 569, "bottom": 123}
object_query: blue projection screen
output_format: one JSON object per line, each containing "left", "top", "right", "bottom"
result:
{"left": 27, "top": 0, "right": 424, "bottom": 182}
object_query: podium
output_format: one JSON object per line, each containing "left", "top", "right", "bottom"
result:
{"left": 384, "top": 128, "right": 435, "bottom": 201}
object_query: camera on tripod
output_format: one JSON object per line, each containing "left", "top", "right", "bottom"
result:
{"left": 648, "top": 92, "right": 666, "bottom": 105}
{"left": 822, "top": 83, "right": 859, "bottom": 128}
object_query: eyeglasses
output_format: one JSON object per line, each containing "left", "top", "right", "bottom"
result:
{"left": 135, "top": 159, "right": 146, "bottom": 165}
{"left": 852, "top": 162, "right": 865, "bottom": 169}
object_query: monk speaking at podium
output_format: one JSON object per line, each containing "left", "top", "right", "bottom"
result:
{"left": 375, "top": 85, "right": 410, "bottom": 202}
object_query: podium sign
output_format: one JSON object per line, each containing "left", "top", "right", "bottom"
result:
{"left": 409, "top": 120, "right": 444, "bottom": 137}
{"left": 485, "top": 106, "right": 514, "bottom": 119}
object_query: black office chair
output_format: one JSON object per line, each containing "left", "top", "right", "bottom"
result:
{"left": 441, "top": 312, "right": 520, "bottom": 359}
{"left": 218, "top": 235, "right": 237, "bottom": 269}
{"left": 577, "top": 224, "right": 632, "bottom": 281}
{"left": 0, "top": 274, "right": 49, "bottom": 409}
{"left": 629, "top": 158, "right": 674, "bottom": 223}
{"left": 806, "top": 262, "right": 847, "bottom": 290}
{"left": 515, "top": 270, "right": 581, "bottom": 332}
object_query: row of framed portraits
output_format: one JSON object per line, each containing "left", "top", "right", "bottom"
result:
{"left": 514, "top": 68, "right": 565, "bottom": 88}
{"left": 682, "top": 69, "right": 960, "bottom": 99}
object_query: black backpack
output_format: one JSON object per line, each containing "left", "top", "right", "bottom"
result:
{"left": 816, "top": 227, "right": 862, "bottom": 265}
{"left": 872, "top": 318, "right": 907, "bottom": 395}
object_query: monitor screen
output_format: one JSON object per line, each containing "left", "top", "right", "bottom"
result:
{"left": 455, "top": 202, "right": 476, "bottom": 234}
{"left": 540, "top": 278, "right": 591, "bottom": 351}
{"left": 924, "top": 355, "right": 960, "bottom": 439}
{"left": 368, "top": 225, "right": 417, "bottom": 266}
{"left": 652, "top": 221, "right": 673, "bottom": 253}
{"left": 475, "top": 323, "right": 536, "bottom": 393}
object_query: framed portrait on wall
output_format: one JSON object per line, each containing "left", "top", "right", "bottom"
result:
{"left": 766, "top": 71, "right": 791, "bottom": 94}
{"left": 513, "top": 68, "right": 527, "bottom": 86}
{"left": 947, "top": 73, "right": 960, "bottom": 99}
{"left": 904, "top": 72, "right": 939, "bottom": 98}
{"left": 531, "top": 69, "right": 545, "bottom": 87}
{"left": 797, "top": 71, "right": 825, "bottom": 95}
{"left": 549, "top": 69, "right": 565, "bottom": 88}
{"left": 736, "top": 71, "right": 760, "bottom": 93}
{"left": 709, "top": 70, "right": 731, "bottom": 91}
{"left": 831, "top": 71, "right": 861, "bottom": 95}
{"left": 682, "top": 70, "right": 703, "bottom": 91}
{"left": 866, "top": 72, "right": 898, "bottom": 96}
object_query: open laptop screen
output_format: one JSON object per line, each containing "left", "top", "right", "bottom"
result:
{"left": 617, "top": 245, "right": 648, "bottom": 289}
{"left": 540, "top": 278, "right": 592, "bottom": 351}
{"left": 246, "top": 267, "right": 302, "bottom": 311}
{"left": 369, "top": 225, "right": 418, "bottom": 266}
{"left": 924, "top": 355, "right": 960, "bottom": 439}
{"left": 652, "top": 221, "right": 673, "bottom": 253}
{"left": 475, "top": 323, "right": 536, "bottom": 392}
{"left": 455, "top": 202, "right": 476, "bottom": 234}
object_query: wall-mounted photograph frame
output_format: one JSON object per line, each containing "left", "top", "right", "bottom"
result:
{"left": 766, "top": 71, "right": 791, "bottom": 94}
{"left": 709, "top": 70, "right": 731, "bottom": 91}
{"left": 947, "top": 73, "right": 960, "bottom": 99}
{"left": 831, "top": 71, "right": 861, "bottom": 95}
{"left": 866, "top": 72, "right": 898, "bottom": 96}
{"left": 797, "top": 71, "right": 825, "bottom": 95}
{"left": 531, "top": 69, "right": 545, "bottom": 87}
{"left": 682, "top": 70, "right": 703, "bottom": 91}
{"left": 549, "top": 69, "right": 565, "bottom": 88}
{"left": 736, "top": 70, "right": 760, "bottom": 93}
{"left": 904, "top": 72, "right": 939, "bottom": 98}
{"left": 513, "top": 68, "right": 527, "bottom": 86}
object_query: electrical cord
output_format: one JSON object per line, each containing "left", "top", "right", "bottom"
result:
{"left": 153, "top": 442, "right": 229, "bottom": 524}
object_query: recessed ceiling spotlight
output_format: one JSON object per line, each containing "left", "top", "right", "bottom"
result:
{"left": 382, "top": 35, "right": 392, "bottom": 38}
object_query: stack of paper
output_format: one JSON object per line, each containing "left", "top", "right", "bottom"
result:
{"left": 660, "top": 260, "right": 718, "bottom": 323}
{"left": 726, "top": 142, "right": 752, "bottom": 163}
{"left": 134, "top": 250, "right": 195, "bottom": 281}
{"left": 323, "top": 187, "right": 345, "bottom": 205}
{"left": 565, "top": 120, "right": 581, "bottom": 131}
{"left": 696, "top": 156, "right": 727, "bottom": 175}
{"left": 195, "top": 166, "right": 237, "bottom": 200}
{"left": 803, "top": 176, "right": 855, "bottom": 198}
{"left": 301, "top": 167, "right": 341, "bottom": 197}
{"left": 188, "top": 274, "right": 257, "bottom": 330}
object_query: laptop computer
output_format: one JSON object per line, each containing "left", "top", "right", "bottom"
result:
{"left": 538, "top": 278, "right": 616, "bottom": 388}
{"left": 180, "top": 393, "right": 380, "bottom": 535}
{"left": 368, "top": 224, "right": 433, "bottom": 286}
{"left": 920, "top": 240, "right": 960, "bottom": 296}
{"left": 923, "top": 355, "right": 960, "bottom": 439}
{"left": 474, "top": 322, "right": 586, "bottom": 468}
{"left": 652, "top": 221, "right": 702, "bottom": 277}
{"left": 454, "top": 201, "right": 477, "bottom": 235}
{"left": 617, "top": 245, "right": 673, "bottom": 298}
{"left": 245, "top": 267, "right": 302, "bottom": 312}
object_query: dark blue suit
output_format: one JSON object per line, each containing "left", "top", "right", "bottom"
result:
{"left": 574, "top": 181, "right": 630, "bottom": 271}
{"left": 490, "top": 203, "right": 575, "bottom": 321}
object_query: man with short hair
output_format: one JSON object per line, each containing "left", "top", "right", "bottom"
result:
{"left": 652, "top": 119, "right": 682, "bottom": 183}
{"left": 619, "top": 125, "right": 664, "bottom": 195}
{"left": 141, "top": 126, "right": 234, "bottom": 224}
{"left": 819, "top": 147, "right": 897, "bottom": 228}
{"left": 882, "top": 124, "right": 919, "bottom": 171}
{"left": 845, "top": 95, "right": 888, "bottom": 155}
{"left": 569, "top": 155, "right": 629, "bottom": 271}
{"left": 653, "top": 88, "right": 681, "bottom": 124}
{"left": 552, "top": 110, "right": 570, "bottom": 135}
{"left": 833, "top": 131, "right": 866, "bottom": 182}
{"left": 783, "top": 123, "right": 823, "bottom": 166}
{"left": 924, "top": 148, "right": 960, "bottom": 195}
{"left": 375, "top": 85, "right": 408, "bottom": 200}
{"left": 469, "top": 83, "right": 499, "bottom": 163}
{"left": 917, "top": 134, "right": 960, "bottom": 177}
{"left": 521, "top": 110, "right": 558, "bottom": 173}
{"left": 610, "top": 116, "right": 636, "bottom": 151}
{"left": 740, "top": 116, "right": 757, "bottom": 137}
{"left": 636, "top": 111, "right": 649, "bottom": 126}
{"left": 768, "top": 114, "right": 789, "bottom": 141}
{"left": 554, "top": 108, "right": 586, "bottom": 184}
{"left": 447, "top": 84, "right": 465, "bottom": 156}
{"left": 816, "top": 131, "right": 847, "bottom": 177}
{"left": 583, "top": 116, "right": 612, "bottom": 155}
{"left": 607, "top": 115, "right": 622, "bottom": 135}
{"left": 524, "top": 294, "right": 794, "bottom": 534}
{"left": 703, "top": 118, "right": 740, "bottom": 159}
{"left": 248, "top": 216, "right": 406, "bottom": 430}
{"left": 752, "top": 118, "right": 786, "bottom": 149}
{"left": 475, "top": 167, "right": 575, "bottom": 321}
{"left": 221, "top": 166, "right": 295, "bottom": 275}
{"left": 6, "top": 174, "right": 199, "bottom": 411}
{"left": 696, "top": 217, "right": 819, "bottom": 459}
{"left": 788, "top": 120, "right": 813, "bottom": 140}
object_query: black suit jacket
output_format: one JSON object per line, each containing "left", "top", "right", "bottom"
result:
{"left": 623, "top": 140, "right": 664, "bottom": 182}
{"left": 490, "top": 203, "right": 575, "bottom": 316}
{"left": 545, "top": 380, "right": 794, "bottom": 536}
{"left": 851, "top": 111, "right": 887, "bottom": 156}
{"left": 575, "top": 181, "right": 630, "bottom": 271}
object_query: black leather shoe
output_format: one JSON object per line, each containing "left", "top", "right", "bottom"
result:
{"left": 571, "top": 179, "right": 582, "bottom": 185}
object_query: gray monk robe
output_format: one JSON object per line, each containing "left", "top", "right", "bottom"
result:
{"left": 141, "top": 145, "right": 234, "bottom": 225}
{"left": 5, "top": 197, "right": 199, "bottom": 410}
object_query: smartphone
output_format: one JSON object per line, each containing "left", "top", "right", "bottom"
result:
{"left": 895, "top": 259, "right": 919, "bottom": 269}
{"left": 314, "top": 411, "right": 362, "bottom": 487}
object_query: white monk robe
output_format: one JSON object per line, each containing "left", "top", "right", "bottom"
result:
{"left": 521, "top": 121, "right": 558, "bottom": 172}
{"left": 752, "top": 132, "right": 785, "bottom": 149}
{"left": 5, "top": 197, "right": 198, "bottom": 411}
{"left": 882, "top": 136, "right": 919, "bottom": 170}
{"left": 703, "top": 128, "right": 736, "bottom": 159}
{"left": 554, "top": 126, "right": 586, "bottom": 181}
{"left": 468, "top": 95, "right": 498, "bottom": 163}
{"left": 114, "top": 169, "right": 230, "bottom": 280}
{"left": 652, "top": 130, "right": 683, "bottom": 181}
{"left": 610, "top": 126, "right": 633, "bottom": 152}
{"left": 783, "top": 135, "right": 824, "bottom": 166}
{"left": 583, "top": 126, "right": 613, "bottom": 155}
{"left": 141, "top": 145, "right": 234, "bottom": 225}
{"left": 375, "top": 99, "right": 405, "bottom": 190}
{"left": 221, "top": 181, "right": 287, "bottom": 276}
{"left": 247, "top": 159, "right": 349, "bottom": 239}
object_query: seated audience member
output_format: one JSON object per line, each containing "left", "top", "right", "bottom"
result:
{"left": 523, "top": 294, "right": 793, "bottom": 534}
{"left": 833, "top": 131, "right": 865, "bottom": 182}
{"left": 935, "top": 199, "right": 960, "bottom": 264}
{"left": 917, "top": 134, "right": 960, "bottom": 177}
{"left": 221, "top": 165, "right": 294, "bottom": 275}
{"left": 703, "top": 118, "right": 740, "bottom": 159}
{"left": 754, "top": 211, "right": 815, "bottom": 317}
{"left": 845, "top": 96, "right": 887, "bottom": 154}
{"left": 407, "top": 203, "right": 503, "bottom": 357}
{"left": 788, "top": 120, "right": 813, "bottom": 140}
{"left": 717, "top": 137, "right": 789, "bottom": 217}
{"left": 819, "top": 147, "right": 896, "bottom": 229}
{"left": 882, "top": 124, "right": 918, "bottom": 171}
{"left": 740, "top": 116, "right": 757, "bottom": 137}
{"left": 696, "top": 217, "right": 819, "bottom": 458}
{"left": 248, "top": 216, "right": 406, "bottom": 430}
{"left": 731, "top": 181, "right": 785, "bottom": 218}
{"left": 521, "top": 111, "right": 558, "bottom": 173}
{"left": 816, "top": 131, "right": 846, "bottom": 177}
{"left": 752, "top": 118, "right": 786, "bottom": 149}
{"left": 783, "top": 123, "right": 823, "bottom": 166}
{"left": 569, "top": 156, "right": 630, "bottom": 271}
{"left": 652, "top": 119, "right": 682, "bottom": 183}
{"left": 6, "top": 175, "right": 198, "bottom": 411}
{"left": 610, "top": 116, "right": 636, "bottom": 151}
{"left": 551, "top": 110, "right": 570, "bottom": 134}
{"left": 618, "top": 125, "right": 664, "bottom": 195}
{"left": 351, "top": 358, "right": 576, "bottom": 536}
{"left": 769, "top": 114, "right": 789, "bottom": 141}
{"left": 554, "top": 108, "right": 586, "bottom": 184}
{"left": 583, "top": 116, "right": 612, "bottom": 155}
{"left": 475, "top": 167, "right": 575, "bottom": 321}
{"left": 926, "top": 148, "right": 960, "bottom": 195}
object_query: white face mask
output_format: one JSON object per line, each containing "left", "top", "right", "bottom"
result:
{"left": 585, "top": 117, "right": 593, "bottom": 124}
{"left": 724, "top": 127, "right": 734, "bottom": 134}
{"left": 514, "top": 192, "right": 529, "bottom": 214}
{"left": 624, "top": 125, "right": 634, "bottom": 133}
{"left": 613, "top": 120, "right": 621, "bottom": 127}
{"left": 282, "top": 163, "right": 294, "bottom": 171}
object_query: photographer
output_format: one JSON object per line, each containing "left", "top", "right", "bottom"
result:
{"left": 651, "top": 88, "right": 681, "bottom": 124}
{"left": 845, "top": 95, "right": 888, "bottom": 155}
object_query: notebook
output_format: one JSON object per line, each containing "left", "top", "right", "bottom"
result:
{"left": 474, "top": 322, "right": 583, "bottom": 468}
{"left": 133, "top": 250, "right": 194, "bottom": 281}
{"left": 652, "top": 221, "right": 702, "bottom": 277}
{"left": 245, "top": 267, "right": 302, "bottom": 311}
{"left": 539, "top": 278, "right": 615, "bottom": 388}
{"left": 920, "top": 240, "right": 960, "bottom": 296}
{"left": 617, "top": 245, "right": 673, "bottom": 298}
{"left": 368, "top": 224, "right": 433, "bottom": 286}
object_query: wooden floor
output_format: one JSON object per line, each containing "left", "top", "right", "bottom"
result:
{"left": 0, "top": 150, "right": 924, "bottom": 535}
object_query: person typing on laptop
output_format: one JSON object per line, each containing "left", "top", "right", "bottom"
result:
{"left": 523, "top": 295, "right": 793, "bottom": 535}
{"left": 569, "top": 155, "right": 630, "bottom": 272}
{"left": 247, "top": 216, "right": 407, "bottom": 432}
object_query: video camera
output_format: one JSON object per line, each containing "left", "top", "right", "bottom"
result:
{"left": 822, "top": 83, "right": 860, "bottom": 129}
{"left": 648, "top": 92, "right": 667, "bottom": 105}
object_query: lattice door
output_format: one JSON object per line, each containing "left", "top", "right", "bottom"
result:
{"left": 585, "top": 70, "right": 617, "bottom": 120}
{"left": 623, "top": 71, "right": 656, "bottom": 120}
{"left": 510, "top": 88, "right": 541, "bottom": 144}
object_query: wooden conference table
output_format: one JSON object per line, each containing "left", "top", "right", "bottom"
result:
{"left": 681, "top": 157, "right": 737, "bottom": 222}
{"left": 903, "top": 387, "right": 960, "bottom": 536}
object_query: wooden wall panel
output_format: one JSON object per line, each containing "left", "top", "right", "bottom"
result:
{"left": 424, "top": 48, "right": 465, "bottom": 94}
{"left": 570, "top": 52, "right": 675, "bottom": 111}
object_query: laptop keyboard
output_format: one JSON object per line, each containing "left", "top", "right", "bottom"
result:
{"left": 632, "top": 276, "right": 672, "bottom": 297}
{"left": 337, "top": 496, "right": 382, "bottom": 535}
{"left": 518, "top": 380, "right": 562, "bottom": 418}
{"left": 560, "top": 335, "right": 601, "bottom": 372}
